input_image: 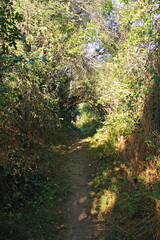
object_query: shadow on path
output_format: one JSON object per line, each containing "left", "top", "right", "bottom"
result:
{"left": 58, "top": 136, "right": 98, "bottom": 240}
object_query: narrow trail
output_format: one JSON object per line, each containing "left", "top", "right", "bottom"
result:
{"left": 58, "top": 135, "right": 98, "bottom": 240}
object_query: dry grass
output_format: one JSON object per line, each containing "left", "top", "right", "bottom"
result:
{"left": 116, "top": 122, "right": 160, "bottom": 239}
{"left": 88, "top": 123, "right": 160, "bottom": 239}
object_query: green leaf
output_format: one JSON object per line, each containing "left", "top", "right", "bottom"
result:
{"left": 153, "top": 191, "right": 160, "bottom": 200}
{"left": 128, "top": 207, "right": 135, "bottom": 216}
{"left": 124, "top": 177, "right": 128, "bottom": 183}
{"left": 122, "top": 192, "right": 129, "bottom": 196}
{"left": 146, "top": 154, "right": 154, "bottom": 161}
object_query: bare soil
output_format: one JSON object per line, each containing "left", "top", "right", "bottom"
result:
{"left": 58, "top": 135, "right": 98, "bottom": 240}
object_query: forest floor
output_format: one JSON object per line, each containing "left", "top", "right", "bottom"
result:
{"left": 58, "top": 134, "right": 99, "bottom": 240}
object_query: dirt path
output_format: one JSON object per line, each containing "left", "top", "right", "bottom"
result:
{"left": 58, "top": 135, "right": 97, "bottom": 240}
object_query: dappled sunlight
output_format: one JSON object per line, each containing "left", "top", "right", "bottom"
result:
{"left": 78, "top": 209, "right": 87, "bottom": 221}
{"left": 67, "top": 139, "right": 84, "bottom": 153}
{"left": 84, "top": 133, "right": 160, "bottom": 239}
{"left": 79, "top": 196, "right": 88, "bottom": 204}
{"left": 99, "top": 191, "right": 116, "bottom": 217}
{"left": 68, "top": 145, "right": 83, "bottom": 153}
{"left": 1, "top": 0, "right": 159, "bottom": 240}
{"left": 60, "top": 190, "right": 94, "bottom": 239}
{"left": 139, "top": 165, "right": 159, "bottom": 184}
{"left": 91, "top": 190, "right": 116, "bottom": 220}
{"left": 59, "top": 136, "right": 96, "bottom": 239}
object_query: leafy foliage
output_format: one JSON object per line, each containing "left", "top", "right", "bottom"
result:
{"left": 0, "top": 0, "right": 159, "bottom": 239}
{"left": 0, "top": 0, "right": 22, "bottom": 54}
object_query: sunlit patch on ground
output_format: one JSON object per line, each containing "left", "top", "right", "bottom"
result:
{"left": 99, "top": 190, "right": 116, "bottom": 218}
{"left": 91, "top": 190, "right": 116, "bottom": 220}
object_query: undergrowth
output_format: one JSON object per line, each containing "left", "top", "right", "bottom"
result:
{"left": 86, "top": 128, "right": 160, "bottom": 240}
{"left": 0, "top": 132, "right": 69, "bottom": 240}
